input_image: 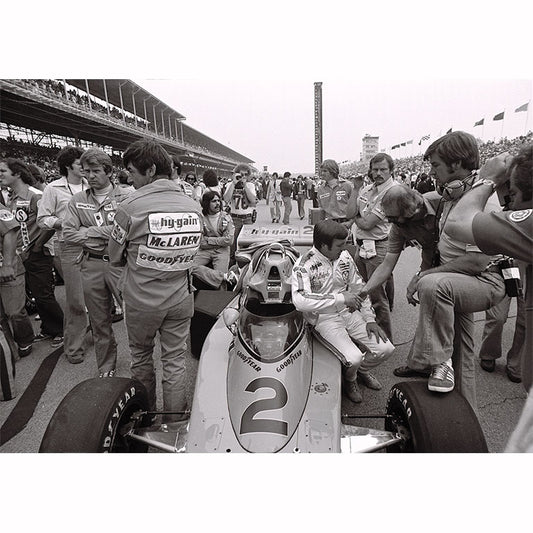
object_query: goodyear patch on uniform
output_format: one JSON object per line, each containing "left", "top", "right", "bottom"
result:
{"left": 136, "top": 245, "right": 198, "bottom": 271}
{"left": 146, "top": 232, "right": 201, "bottom": 249}
{"left": 148, "top": 212, "right": 201, "bottom": 234}
{"left": 508, "top": 209, "right": 532, "bottom": 223}
{"left": 76, "top": 202, "right": 96, "bottom": 210}
{"left": 0, "top": 211, "right": 14, "bottom": 221}
{"left": 15, "top": 200, "right": 30, "bottom": 207}
{"left": 111, "top": 221, "right": 126, "bottom": 244}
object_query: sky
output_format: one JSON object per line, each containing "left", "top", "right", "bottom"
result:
{"left": 137, "top": 78, "right": 532, "bottom": 174}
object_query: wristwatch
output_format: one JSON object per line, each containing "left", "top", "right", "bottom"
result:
{"left": 472, "top": 179, "right": 498, "bottom": 191}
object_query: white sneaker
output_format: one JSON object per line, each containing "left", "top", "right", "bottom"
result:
{"left": 428, "top": 362, "right": 455, "bottom": 393}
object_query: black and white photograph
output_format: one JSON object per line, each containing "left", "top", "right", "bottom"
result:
{"left": 1, "top": 1, "right": 532, "bottom": 531}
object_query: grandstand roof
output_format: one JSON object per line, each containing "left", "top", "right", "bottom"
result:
{"left": 0, "top": 79, "right": 254, "bottom": 170}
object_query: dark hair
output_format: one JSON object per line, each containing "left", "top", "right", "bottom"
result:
{"left": 203, "top": 169, "right": 218, "bottom": 187}
{"left": 122, "top": 139, "right": 172, "bottom": 177}
{"left": 185, "top": 172, "right": 196, "bottom": 183}
{"left": 27, "top": 163, "right": 46, "bottom": 183}
{"left": 116, "top": 169, "right": 130, "bottom": 185}
{"left": 171, "top": 155, "right": 181, "bottom": 176}
{"left": 56, "top": 145, "right": 84, "bottom": 177}
{"left": 424, "top": 131, "right": 479, "bottom": 171}
{"left": 369, "top": 153, "right": 395, "bottom": 172}
{"left": 283, "top": 171, "right": 291, "bottom": 178}
{"left": 2, "top": 158, "right": 36, "bottom": 186}
{"left": 272, "top": 172, "right": 279, "bottom": 178}
{"left": 234, "top": 163, "right": 251, "bottom": 175}
{"left": 200, "top": 190, "right": 221, "bottom": 215}
{"left": 313, "top": 219, "right": 349, "bottom": 250}
{"left": 510, "top": 143, "right": 533, "bottom": 202}
{"left": 80, "top": 148, "right": 113, "bottom": 175}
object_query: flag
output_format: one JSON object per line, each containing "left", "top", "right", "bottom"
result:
{"left": 401, "top": 142, "right": 406, "bottom": 147}
{"left": 515, "top": 102, "right": 529, "bottom": 113}
{"left": 418, "top": 134, "right": 430, "bottom": 145}
{"left": 446, "top": 128, "right": 452, "bottom": 134}
{"left": 474, "top": 118, "right": 484, "bottom": 127}
{"left": 406, "top": 140, "right": 413, "bottom": 145}
{"left": 493, "top": 112, "right": 504, "bottom": 121}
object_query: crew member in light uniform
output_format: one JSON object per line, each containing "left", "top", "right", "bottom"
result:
{"left": 63, "top": 149, "right": 133, "bottom": 378}
{"left": 109, "top": 140, "right": 203, "bottom": 423}
{"left": 347, "top": 153, "right": 398, "bottom": 340}
{"left": 37, "top": 146, "right": 89, "bottom": 364}
{"left": 291, "top": 220, "right": 395, "bottom": 403}
{"left": 316, "top": 159, "right": 355, "bottom": 228}
{"left": 1, "top": 158, "right": 63, "bottom": 348}
{"left": 0, "top": 204, "right": 35, "bottom": 359}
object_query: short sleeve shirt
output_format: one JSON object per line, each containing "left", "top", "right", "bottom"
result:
{"left": 317, "top": 179, "right": 354, "bottom": 219}
{"left": 0, "top": 208, "right": 24, "bottom": 275}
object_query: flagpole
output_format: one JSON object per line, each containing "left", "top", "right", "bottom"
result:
{"left": 500, "top": 109, "right": 505, "bottom": 140}
{"left": 526, "top": 101, "right": 530, "bottom": 135}
{"left": 481, "top": 121, "right": 485, "bottom": 140}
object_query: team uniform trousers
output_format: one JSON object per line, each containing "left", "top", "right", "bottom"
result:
{"left": 479, "top": 295, "right": 524, "bottom": 376}
{"left": 56, "top": 241, "right": 87, "bottom": 358}
{"left": 355, "top": 239, "right": 393, "bottom": 340}
{"left": 408, "top": 271, "right": 505, "bottom": 408}
{"left": 0, "top": 273, "right": 34, "bottom": 348}
{"left": 81, "top": 256, "right": 122, "bottom": 373}
{"left": 125, "top": 294, "right": 193, "bottom": 420}
{"left": 314, "top": 309, "right": 395, "bottom": 373}
{"left": 23, "top": 250, "right": 64, "bottom": 337}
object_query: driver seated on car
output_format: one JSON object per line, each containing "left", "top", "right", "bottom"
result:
{"left": 291, "top": 219, "right": 395, "bottom": 403}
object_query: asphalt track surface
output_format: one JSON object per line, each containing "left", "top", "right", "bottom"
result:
{"left": 0, "top": 196, "right": 528, "bottom": 453}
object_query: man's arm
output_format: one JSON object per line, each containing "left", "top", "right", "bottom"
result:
{"left": 446, "top": 154, "right": 509, "bottom": 243}
{"left": 360, "top": 252, "right": 401, "bottom": 296}
{"left": 0, "top": 227, "right": 19, "bottom": 282}
{"left": 353, "top": 211, "right": 382, "bottom": 231}
{"left": 36, "top": 185, "right": 62, "bottom": 230}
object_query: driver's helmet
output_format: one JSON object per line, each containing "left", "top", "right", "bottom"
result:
{"left": 246, "top": 243, "right": 298, "bottom": 304}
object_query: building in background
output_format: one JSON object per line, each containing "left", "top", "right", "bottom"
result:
{"left": 361, "top": 134, "right": 379, "bottom": 163}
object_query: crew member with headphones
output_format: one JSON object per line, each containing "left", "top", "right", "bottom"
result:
{"left": 400, "top": 131, "right": 505, "bottom": 409}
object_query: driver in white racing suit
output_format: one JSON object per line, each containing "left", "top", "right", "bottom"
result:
{"left": 291, "top": 219, "right": 395, "bottom": 403}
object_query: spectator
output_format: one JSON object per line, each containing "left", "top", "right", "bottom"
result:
{"left": 109, "top": 139, "right": 203, "bottom": 424}
{"left": 37, "top": 145, "right": 88, "bottom": 364}
{"left": 294, "top": 175, "right": 307, "bottom": 220}
{"left": 414, "top": 172, "right": 435, "bottom": 194}
{"left": 63, "top": 149, "right": 133, "bottom": 378}
{"left": 170, "top": 155, "right": 195, "bottom": 199}
{"left": 266, "top": 172, "right": 282, "bottom": 223}
{"left": 280, "top": 171, "right": 293, "bottom": 224}
{"left": 223, "top": 163, "right": 257, "bottom": 264}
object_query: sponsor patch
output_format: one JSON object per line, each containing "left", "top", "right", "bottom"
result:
{"left": 135, "top": 245, "right": 198, "bottom": 271}
{"left": 103, "top": 203, "right": 116, "bottom": 211}
{"left": 146, "top": 232, "right": 201, "bottom": 249}
{"left": 148, "top": 212, "right": 201, "bottom": 234}
{"left": 106, "top": 212, "right": 115, "bottom": 223}
{"left": 15, "top": 208, "right": 28, "bottom": 222}
{"left": 509, "top": 209, "right": 532, "bottom": 223}
{"left": 111, "top": 221, "right": 126, "bottom": 244}
{"left": 0, "top": 211, "right": 14, "bottom": 221}
{"left": 76, "top": 202, "right": 96, "bottom": 210}
{"left": 94, "top": 212, "right": 104, "bottom": 226}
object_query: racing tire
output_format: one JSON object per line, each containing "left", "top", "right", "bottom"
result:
{"left": 40, "top": 378, "right": 151, "bottom": 453}
{"left": 385, "top": 381, "right": 488, "bottom": 453}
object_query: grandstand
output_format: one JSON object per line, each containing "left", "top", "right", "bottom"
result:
{"left": 0, "top": 79, "right": 254, "bottom": 178}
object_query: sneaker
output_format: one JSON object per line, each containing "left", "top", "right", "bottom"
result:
{"left": 358, "top": 371, "right": 382, "bottom": 390}
{"left": 99, "top": 369, "right": 116, "bottom": 378}
{"left": 344, "top": 379, "right": 363, "bottom": 403}
{"left": 225, "top": 269, "right": 239, "bottom": 287}
{"left": 18, "top": 344, "right": 33, "bottom": 357}
{"left": 34, "top": 332, "right": 53, "bottom": 342}
{"left": 428, "top": 362, "right": 455, "bottom": 393}
{"left": 51, "top": 335, "right": 64, "bottom": 348}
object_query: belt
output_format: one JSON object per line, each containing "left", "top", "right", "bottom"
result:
{"left": 332, "top": 217, "right": 349, "bottom": 223}
{"left": 87, "top": 252, "right": 110, "bottom": 262}
{"left": 232, "top": 213, "right": 253, "bottom": 219}
{"left": 356, "top": 238, "right": 388, "bottom": 246}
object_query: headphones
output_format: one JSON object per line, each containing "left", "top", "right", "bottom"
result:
{"left": 436, "top": 172, "right": 476, "bottom": 201}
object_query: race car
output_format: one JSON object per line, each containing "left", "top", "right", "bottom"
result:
{"left": 39, "top": 226, "right": 488, "bottom": 453}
